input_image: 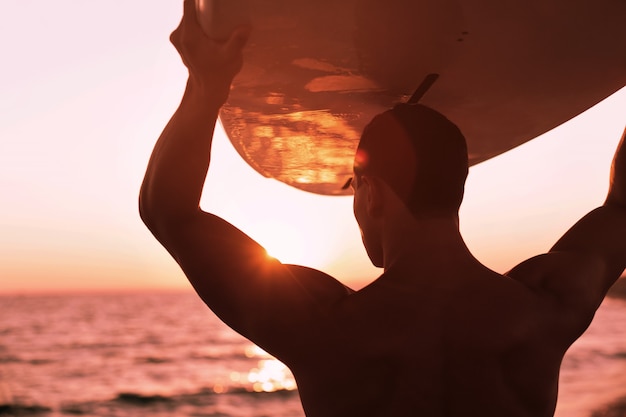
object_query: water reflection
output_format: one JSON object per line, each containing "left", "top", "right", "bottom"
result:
{"left": 246, "top": 359, "right": 297, "bottom": 392}
{"left": 212, "top": 345, "right": 297, "bottom": 394}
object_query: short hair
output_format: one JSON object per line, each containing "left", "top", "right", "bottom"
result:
{"left": 354, "top": 103, "right": 468, "bottom": 217}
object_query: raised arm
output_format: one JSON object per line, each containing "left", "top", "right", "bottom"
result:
{"left": 139, "top": 0, "right": 351, "bottom": 356}
{"left": 508, "top": 127, "right": 626, "bottom": 315}
{"left": 549, "top": 127, "right": 626, "bottom": 291}
{"left": 139, "top": 0, "right": 248, "bottom": 228}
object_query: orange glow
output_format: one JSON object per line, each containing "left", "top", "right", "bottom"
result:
{"left": 354, "top": 149, "right": 370, "bottom": 171}
{"left": 222, "top": 108, "right": 360, "bottom": 195}
{"left": 252, "top": 218, "right": 317, "bottom": 264}
{"left": 0, "top": 1, "right": 624, "bottom": 294}
{"left": 200, "top": 125, "right": 364, "bottom": 273}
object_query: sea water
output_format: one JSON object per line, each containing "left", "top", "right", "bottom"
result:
{"left": 1, "top": 291, "right": 625, "bottom": 417}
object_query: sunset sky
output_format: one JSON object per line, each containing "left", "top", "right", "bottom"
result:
{"left": 0, "top": 1, "right": 624, "bottom": 294}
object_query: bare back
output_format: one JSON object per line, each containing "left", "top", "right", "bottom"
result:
{"left": 278, "top": 255, "right": 600, "bottom": 417}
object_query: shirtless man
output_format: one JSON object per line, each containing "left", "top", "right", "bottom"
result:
{"left": 139, "top": 1, "right": 626, "bottom": 415}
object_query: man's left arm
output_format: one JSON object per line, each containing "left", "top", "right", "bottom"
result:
{"left": 547, "top": 127, "right": 626, "bottom": 307}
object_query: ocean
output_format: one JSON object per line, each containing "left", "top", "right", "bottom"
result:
{"left": 1, "top": 289, "right": 625, "bottom": 417}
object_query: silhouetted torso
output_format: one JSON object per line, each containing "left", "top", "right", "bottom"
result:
{"left": 277, "top": 257, "right": 586, "bottom": 417}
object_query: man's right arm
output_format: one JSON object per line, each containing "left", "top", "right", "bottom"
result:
{"left": 138, "top": 0, "right": 352, "bottom": 360}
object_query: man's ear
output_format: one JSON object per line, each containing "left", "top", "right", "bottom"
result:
{"left": 361, "top": 176, "right": 384, "bottom": 218}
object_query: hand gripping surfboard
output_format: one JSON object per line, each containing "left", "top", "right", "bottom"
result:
{"left": 196, "top": 0, "right": 626, "bottom": 195}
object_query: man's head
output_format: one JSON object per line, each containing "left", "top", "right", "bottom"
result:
{"left": 353, "top": 103, "right": 468, "bottom": 219}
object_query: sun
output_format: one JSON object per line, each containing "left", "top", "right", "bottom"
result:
{"left": 249, "top": 219, "right": 309, "bottom": 264}
{"left": 239, "top": 207, "right": 345, "bottom": 269}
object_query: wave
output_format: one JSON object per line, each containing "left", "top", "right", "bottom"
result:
{"left": 0, "top": 403, "right": 51, "bottom": 415}
{"left": 133, "top": 356, "right": 174, "bottom": 364}
{"left": 132, "top": 351, "right": 251, "bottom": 364}
{"left": 608, "top": 278, "right": 626, "bottom": 300}
{"left": 105, "top": 388, "right": 301, "bottom": 416}
{"left": 187, "top": 352, "right": 253, "bottom": 361}
{"left": 111, "top": 387, "right": 298, "bottom": 403}
{"left": 0, "top": 388, "right": 300, "bottom": 417}
{"left": 114, "top": 392, "right": 174, "bottom": 405}
{"left": 591, "top": 395, "right": 626, "bottom": 417}
{"left": 0, "top": 356, "right": 20, "bottom": 364}
{"left": 613, "top": 351, "right": 626, "bottom": 359}
{"left": 0, "top": 356, "right": 54, "bottom": 366}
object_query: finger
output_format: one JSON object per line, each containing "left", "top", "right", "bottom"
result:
{"left": 180, "top": 0, "right": 206, "bottom": 38}
{"left": 170, "top": 0, "right": 188, "bottom": 45}
{"left": 183, "top": 0, "right": 198, "bottom": 22}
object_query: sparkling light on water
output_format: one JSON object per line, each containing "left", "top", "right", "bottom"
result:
{"left": 248, "top": 359, "right": 297, "bottom": 392}
{"left": 242, "top": 346, "right": 297, "bottom": 393}
{"left": 2, "top": 292, "right": 625, "bottom": 417}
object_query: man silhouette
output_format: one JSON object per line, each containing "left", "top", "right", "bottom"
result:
{"left": 139, "top": 1, "right": 626, "bottom": 415}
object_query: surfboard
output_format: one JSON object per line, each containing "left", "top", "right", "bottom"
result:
{"left": 197, "top": 0, "right": 626, "bottom": 195}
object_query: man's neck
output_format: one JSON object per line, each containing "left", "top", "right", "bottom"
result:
{"left": 381, "top": 216, "right": 474, "bottom": 271}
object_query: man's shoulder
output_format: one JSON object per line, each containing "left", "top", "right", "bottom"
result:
{"left": 422, "top": 257, "right": 600, "bottom": 349}
{"left": 505, "top": 252, "right": 606, "bottom": 334}
{"left": 507, "top": 252, "right": 605, "bottom": 300}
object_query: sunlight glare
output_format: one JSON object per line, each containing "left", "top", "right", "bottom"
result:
{"left": 248, "top": 359, "right": 297, "bottom": 392}
{"left": 259, "top": 220, "right": 302, "bottom": 262}
{"left": 248, "top": 218, "right": 315, "bottom": 265}
{"left": 242, "top": 344, "right": 297, "bottom": 392}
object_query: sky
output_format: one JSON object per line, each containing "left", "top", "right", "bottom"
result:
{"left": 0, "top": 1, "right": 624, "bottom": 294}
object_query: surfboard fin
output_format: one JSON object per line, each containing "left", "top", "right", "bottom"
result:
{"left": 407, "top": 73, "right": 439, "bottom": 104}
